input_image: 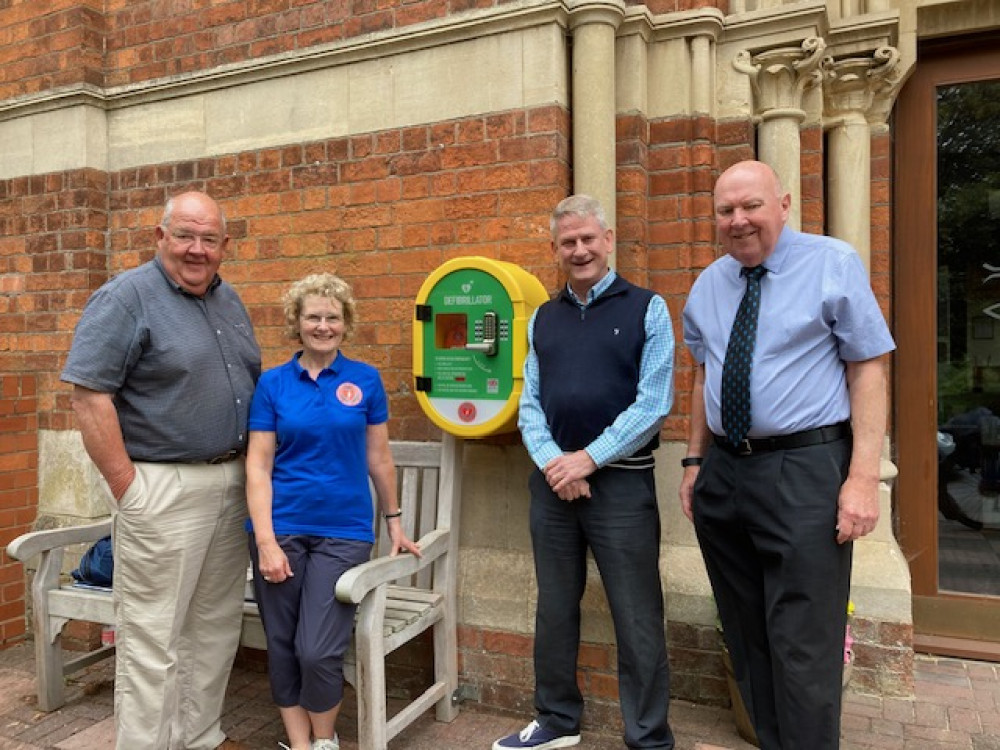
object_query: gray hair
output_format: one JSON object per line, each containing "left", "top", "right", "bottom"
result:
{"left": 160, "top": 193, "right": 228, "bottom": 234}
{"left": 550, "top": 194, "right": 608, "bottom": 237}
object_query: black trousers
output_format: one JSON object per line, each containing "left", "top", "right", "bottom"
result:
{"left": 692, "top": 439, "right": 852, "bottom": 750}
{"left": 530, "top": 466, "right": 674, "bottom": 749}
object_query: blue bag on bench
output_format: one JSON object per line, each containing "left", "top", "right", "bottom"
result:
{"left": 71, "top": 536, "right": 114, "bottom": 587}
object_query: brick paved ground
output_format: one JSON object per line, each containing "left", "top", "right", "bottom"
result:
{"left": 840, "top": 657, "right": 1000, "bottom": 749}
{"left": 0, "top": 641, "right": 997, "bottom": 749}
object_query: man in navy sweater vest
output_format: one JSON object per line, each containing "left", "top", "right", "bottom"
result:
{"left": 493, "top": 195, "right": 676, "bottom": 750}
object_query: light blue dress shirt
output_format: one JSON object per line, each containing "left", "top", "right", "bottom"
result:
{"left": 683, "top": 227, "right": 896, "bottom": 437}
{"left": 518, "top": 270, "right": 675, "bottom": 470}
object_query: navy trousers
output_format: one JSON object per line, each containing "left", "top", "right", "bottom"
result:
{"left": 529, "top": 466, "right": 674, "bottom": 750}
{"left": 693, "top": 439, "right": 853, "bottom": 750}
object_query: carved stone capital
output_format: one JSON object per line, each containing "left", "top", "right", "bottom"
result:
{"left": 733, "top": 37, "right": 826, "bottom": 122}
{"left": 822, "top": 45, "right": 902, "bottom": 126}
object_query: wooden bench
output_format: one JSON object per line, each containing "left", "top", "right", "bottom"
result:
{"left": 6, "top": 436, "right": 464, "bottom": 750}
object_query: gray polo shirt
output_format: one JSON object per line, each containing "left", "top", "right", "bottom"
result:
{"left": 62, "top": 258, "right": 262, "bottom": 462}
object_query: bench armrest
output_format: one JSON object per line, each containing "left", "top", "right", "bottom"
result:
{"left": 6, "top": 519, "right": 113, "bottom": 563}
{"left": 334, "top": 528, "right": 450, "bottom": 604}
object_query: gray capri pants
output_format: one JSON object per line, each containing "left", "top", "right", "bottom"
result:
{"left": 249, "top": 534, "right": 372, "bottom": 711}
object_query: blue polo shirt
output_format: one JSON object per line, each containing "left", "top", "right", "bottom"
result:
{"left": 248, "top": 350, "right": 389, "bottom": 541}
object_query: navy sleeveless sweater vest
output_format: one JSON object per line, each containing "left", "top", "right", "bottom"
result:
{"left": 534, "top": 275, "right": 658, "bottom": 457}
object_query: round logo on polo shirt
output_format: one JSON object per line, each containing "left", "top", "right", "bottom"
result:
{"left": 337, "top": 382, "right": 362, "bottom": 406}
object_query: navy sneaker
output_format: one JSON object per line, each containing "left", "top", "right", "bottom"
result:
{"left": 492, "top": 720, "right": 581, "bottom": 750}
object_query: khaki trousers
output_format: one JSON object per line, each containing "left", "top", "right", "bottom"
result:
{"left": 112, "top": 460, "right": 249, "bottom": 750}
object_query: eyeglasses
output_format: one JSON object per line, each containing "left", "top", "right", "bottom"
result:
{"left": 169, "top": 231, "right": 222, "bottom": 250}
{"left": 300, "top": 314, "right": 343, "bottom": 326}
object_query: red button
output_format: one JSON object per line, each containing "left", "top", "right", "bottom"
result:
{"left": 458, "top": 402, "right": 477, "bottom": 422}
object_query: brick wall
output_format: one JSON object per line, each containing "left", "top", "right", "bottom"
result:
{"left": 0, "top": 170, "right": 109, "bottom": 432}
{"left": 641, "top": 0, "right": 729, "bottom": 14}
{"left": 801, "top": 125, "right": 825, "bottom": 235}
{"left": 1, "top": 2, "right": 735, "bottom": 102}
{"left": 459, "top": 625, "right": 640, "bottom": 731}
{"left": 870, "top": 130, "right": 893, "bottom": 317}
{"left": 0, "top": 2, "right": 104, "bottom": 101}
{"left": 0, "top": 106, "right": 570, "bottom": 442}
{"left": 0, "top": 374, "right": 37, "bottom": 646}
{"left": 460, "top": 621, "right": 732, "bottom": 724}
{"left": 647, "top": 115, "right": 755, "bottom": 443}
{"left": 0, "top": 0, "right": 540, "bottom": 101}
{"left": 100, "top": 0, "right": 531, "bottom": 89}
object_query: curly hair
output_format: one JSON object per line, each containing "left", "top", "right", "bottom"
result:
{"left": 282, "top": 273, "right": 356, "bottom": 342}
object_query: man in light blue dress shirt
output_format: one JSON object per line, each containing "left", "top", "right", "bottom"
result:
{"left": 680, "top": 161, "right": 895, "bottom": 750}
{"left": 493, "top": 195, "right": 676, "bottom": 750}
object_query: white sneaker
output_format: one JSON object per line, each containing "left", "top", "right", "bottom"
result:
{"left": 312, "top": 737, "right": 339, "bottom": 750}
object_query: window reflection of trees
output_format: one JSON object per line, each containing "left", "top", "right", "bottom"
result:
{"left": 936, "top": 80, "right": 1000, "bottom": 550}
{"left": 936, "top": 81, "right": 1000, "bottom": 421}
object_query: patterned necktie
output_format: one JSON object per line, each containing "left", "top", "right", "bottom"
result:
{"left": 721, "top": 265, "right": 767, "bottom": 447}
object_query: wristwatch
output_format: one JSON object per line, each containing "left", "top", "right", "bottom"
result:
{"left": 681, "top": 456, "right": 703, "bottom": 468}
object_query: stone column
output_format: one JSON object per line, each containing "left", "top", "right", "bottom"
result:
{"left": 822, "top": 48, "right": 910, "bottom": 688}
{"left": 567, "top": 0, "right": 625, "bottom": 234}
{"left": 822, "top": 46, "right": 902, "bottom": 270}
{"left": 690, "top": 34, "right": 713, "bottom": 115}
{"left": 733, "top": 38, "right": 826, "bottom": 230}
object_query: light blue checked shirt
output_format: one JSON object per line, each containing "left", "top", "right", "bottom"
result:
{"left": 518, "top": 270, "right": 675, "bottom": 471}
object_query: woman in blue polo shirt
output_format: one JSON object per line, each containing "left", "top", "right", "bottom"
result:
{"left": 245, "top": 273, "right": 420, "bottom": 750}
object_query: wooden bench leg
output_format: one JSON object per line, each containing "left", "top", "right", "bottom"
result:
{"left": 33, "top": 614, "right": 68, "bottom": 711}
{"left": 32, "top": 555, "right": 68, "bottom": 711}
{"left": 355, "top": 586, "right": 389, "bottom": 750}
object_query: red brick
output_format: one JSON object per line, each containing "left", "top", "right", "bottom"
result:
{"left": 526, "top": 106, "right": 565, "bottom": 134}
{"left": 651, "top": 118, "right": 693, "bottom": 143}
{"left": 482, "top": 630, "right": 534, "bottom": 658}
{"left": 587, "top": 671, "right": 620, "bottom": 700}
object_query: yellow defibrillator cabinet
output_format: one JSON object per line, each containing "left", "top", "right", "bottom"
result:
{"left": 413, "top": 257, "right": 549, "bottom": 438}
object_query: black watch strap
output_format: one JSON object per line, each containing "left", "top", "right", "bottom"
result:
{"left": 681, "top": 456, "right": 704, "bottom": 468}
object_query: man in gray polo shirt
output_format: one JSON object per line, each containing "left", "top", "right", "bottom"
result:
{"left": 62, "top": 191, "right": 260, "bottom": 750}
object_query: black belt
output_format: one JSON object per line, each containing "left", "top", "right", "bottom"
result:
{"left": 205, "top": 450, "right": 242, "bottom": 464}
{"left": 713, "top": 421, "right": 851, "bottom": 456}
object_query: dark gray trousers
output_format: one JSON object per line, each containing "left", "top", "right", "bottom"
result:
{"left": 693, "top": 439, "right": 853, "bottom": 750}
{"left": 249, "top": 534, "right": 372, "bottom": 712}
{"left": 530, "top": 466, "right": 674, "bottom": 750}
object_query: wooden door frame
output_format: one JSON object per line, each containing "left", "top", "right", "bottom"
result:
{"left": 894, "top": 39, "right": 1000, "bottom": 654}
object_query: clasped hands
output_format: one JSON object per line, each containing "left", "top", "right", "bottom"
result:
{"left": 543, "top": 450, "right": 597, "bottom": 501}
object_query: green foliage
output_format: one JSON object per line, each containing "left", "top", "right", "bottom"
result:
{"left": 936, "top": 80, "right": 1000, "bottom": 368}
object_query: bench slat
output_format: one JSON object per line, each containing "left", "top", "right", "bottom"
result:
{"left": 49, "top": 587, "right": 114, "bottom": 624}
{"left": 56, "top": 583, "right": 445, "bottom": 642}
